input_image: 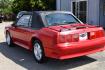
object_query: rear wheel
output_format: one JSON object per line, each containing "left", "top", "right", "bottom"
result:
{"left": 6, "top": 32, "right": 14, "bottom": 47}
{"left": 33, "top": 40, "right": 47, "bottom": 63}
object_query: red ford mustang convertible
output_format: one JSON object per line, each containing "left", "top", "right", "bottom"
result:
{"left": 5, "top": 11, "right": 105, "bottom": 63}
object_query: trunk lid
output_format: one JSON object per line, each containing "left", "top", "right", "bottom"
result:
{"left": 48, "top": 23, "right": 96, "bottom": 32}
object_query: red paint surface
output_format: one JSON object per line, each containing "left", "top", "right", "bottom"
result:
{"left": 5, "top": 23, "right": 105, "bottom": 60}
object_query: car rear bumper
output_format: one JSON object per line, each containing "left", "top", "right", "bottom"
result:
{"left": 45, "top": 37, "right": 105, "bottom": 60}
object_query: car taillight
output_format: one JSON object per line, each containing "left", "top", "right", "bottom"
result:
{"left": 89, "top": 32, "right": 96, "bottom": 39}
{"left": 96, "top": 30, "right": 105, "bottom": 37}
{"left": 89, "top": 30, "right": 105, "bottom": 39}
{"left": 58, "top": 34, "right": 79, "bottom": 43}
{"left": 90, "top": 32, "right": 95, "bottom": 36}
{"left": 59, "top": 35, "right": 66, "bottom": 43}
{"left": 58, "top": 35, "right": 72, "bottom": 43}
{"left": 72, "top": 34, "right": 79, "bottom": 42}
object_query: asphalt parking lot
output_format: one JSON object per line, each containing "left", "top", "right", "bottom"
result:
{"left": 0, "top": 22, "right": 105, "bottom": 70}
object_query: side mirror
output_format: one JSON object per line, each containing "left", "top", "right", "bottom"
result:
{"left": 11, "top": 23, "right": 17, "bottom": 27}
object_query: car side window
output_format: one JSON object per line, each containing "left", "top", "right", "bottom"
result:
{"left": 17, "top": 15, "right": 31, "bottom": 27}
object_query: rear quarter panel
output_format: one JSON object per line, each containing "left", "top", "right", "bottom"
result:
{"left": 32, "top": 28, "right": 58, "bottom": 49}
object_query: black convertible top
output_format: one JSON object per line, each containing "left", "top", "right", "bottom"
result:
{"left": 31, "top": 11, "right": 74, "bottom": 29}
{"left": 16, "top": 11, "right": 82, "bottom": 29}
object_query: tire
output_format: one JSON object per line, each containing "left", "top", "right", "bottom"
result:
{"left": 33, "top": 40, "right": 47, "bottom": 63}
{"left": 0, "top": 20, "right": 2, "bottom": 23}
{"left": 6, "top": 32, "right": 14, "bottom": 47}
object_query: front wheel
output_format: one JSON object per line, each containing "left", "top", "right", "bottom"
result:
{"left": 6, "top": 32, "right": 14, "bottom": 47}
{"left": 33, "top": 40, "right": 47, "bottom": 63}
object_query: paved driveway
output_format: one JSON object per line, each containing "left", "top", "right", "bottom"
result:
{"left": 0, "top": 22, "right": 105, "bottom": 70}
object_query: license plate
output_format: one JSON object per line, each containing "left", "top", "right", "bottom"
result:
{"left": 79, "top": 33, "right": 88, "bottom": 41}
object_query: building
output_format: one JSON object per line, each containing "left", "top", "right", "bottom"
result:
{"left": 56, "top": 0, "right": 105, "bottom": 27}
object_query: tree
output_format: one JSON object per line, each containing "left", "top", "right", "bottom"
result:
{"left": 30, "top": 0, "right": 47, "bottom": 10}
{"left": 12, "top": 0, "right": 56, "bottom": 14}
{"left": 12, "top": 0, "right": 32, "bottom": 14}
{"left": 0, "top": 0, "right": 13, "bottom": 14}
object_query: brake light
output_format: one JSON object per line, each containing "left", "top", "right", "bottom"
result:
{"left": 90, "top": 32, "right": 95, "bottom": 36}
{"left": 58, "top": 35, "right": 72, "bottom": 43}
{"left": 72, "top": 34, "right": 79, "bottom": 42}
{"left": 97, "top": 30, "right": 105, "bottom": 37}
{"left": 58, "top": 34, "right": 79, "bottom": 43}
{"left": 89, "top": 32, "right": 96, "bottom": 39}
{"left": 89, "top": 30, "right": 105, "bottom": 39}
{"left": 59, "top": 35, "right": 65, "bottom": 43}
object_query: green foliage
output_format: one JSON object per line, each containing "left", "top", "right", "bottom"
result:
{"left": 12, "top": 0, "right": 31, "bottom": 14}
{"left": 30, "top": 0, "right": 47, "bottom": 10}
{"left": 12, "top": 0, "right": 56, "bottom": 14}
{"left": 0, "top": 0, "right": 13, "bottom": 14}
{"left": 0, "top": 0, "right": 56, "bottom": 14}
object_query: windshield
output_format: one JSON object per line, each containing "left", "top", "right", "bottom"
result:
{"left": 45, "top": 13, "right": 80, "bottom": 26}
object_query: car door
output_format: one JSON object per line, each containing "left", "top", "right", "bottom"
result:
{"left": 10, "top": 14, "right": 33, "bottom": 49}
